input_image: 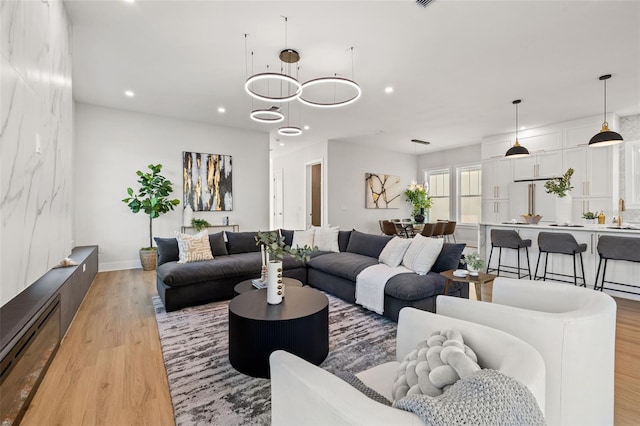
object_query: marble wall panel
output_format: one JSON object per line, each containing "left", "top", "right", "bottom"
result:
{"left": 619, "top": 114, "right": 640, "bottom": 223}
{"left": 0, "top": 0, "right": 73, "bottom": 306}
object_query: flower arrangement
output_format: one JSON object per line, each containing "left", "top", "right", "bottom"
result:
{"left": 462, "top": 252, "right": 485, "bottom": 272}
{"left": 544, "top": 168, "right": 574, "bottom": 198}
{"left": 405, "top": 183, "right": 433, "bottom": 216}
{"left": 255, "top": 231, "right": 316, "bottom": 263}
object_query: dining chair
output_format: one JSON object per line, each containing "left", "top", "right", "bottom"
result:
{"left": 431, "top": 221, "right": 446, "bottom": 238}
{"left": 420, "top": 223, "right": 435, "bottom": 237}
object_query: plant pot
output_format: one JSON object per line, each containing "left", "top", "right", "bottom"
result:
{"left": 139, "top": 248, "right": 157, "bottom": 271}
{"left": 467, "top": 265, "right": 480, "bottom": 276}
{"left": 414, "top": 207, "right": 425, "bottom": 224}
{"left": 267, "top": 261, "right": 283, "bottom": 304}
{"left": 555, "top": 194, "right": 572, "bottom": 224}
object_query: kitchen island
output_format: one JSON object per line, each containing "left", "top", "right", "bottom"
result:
{"left": 479, "top": 222, "right": 640, "bottom": 301}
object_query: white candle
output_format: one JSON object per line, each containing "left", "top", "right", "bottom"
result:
{"left": 260, "top": 245, "right": 265, "bottom": 266}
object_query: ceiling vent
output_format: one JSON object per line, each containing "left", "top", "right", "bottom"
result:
{"left": 411, "top": 139, "right": 431, "bottom": 145}
{"left": 416, "top": 0, "right": 435, "bottom": 8}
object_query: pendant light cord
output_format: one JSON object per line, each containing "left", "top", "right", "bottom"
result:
{"left": 603, "top": 78, "right": 607, "bottom": 123}
{"left": 515, "top": 102, "right": 519, "bottom": 142}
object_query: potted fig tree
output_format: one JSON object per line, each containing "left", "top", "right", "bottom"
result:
{"left": 122, "top": 164, "right": 180, "bottom": 270}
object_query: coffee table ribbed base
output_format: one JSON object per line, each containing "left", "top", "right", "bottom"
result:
{"left": 228, "top": 287, "right": 329, "bottom": 378}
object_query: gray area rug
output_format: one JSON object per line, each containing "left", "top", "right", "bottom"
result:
{"left": 152, "top": 292, "right": 397, "bottom": 425}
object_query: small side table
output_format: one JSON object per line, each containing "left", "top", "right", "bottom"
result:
{"left": 440, "top": 270, "right": 497, "bottom": 302}
{"left": 234, "top": 277, "right": 303, "bottom": 296}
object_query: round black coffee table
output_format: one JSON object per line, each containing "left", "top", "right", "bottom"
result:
{"left": 233, "top": 277, "right": 303, "bottom": 296}
{"left": 228, "top": 286, "right": 329, "bottom": 378}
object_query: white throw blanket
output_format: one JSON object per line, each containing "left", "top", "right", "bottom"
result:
{"left": 355, "top": 264, "right": 412, "bottom": 314}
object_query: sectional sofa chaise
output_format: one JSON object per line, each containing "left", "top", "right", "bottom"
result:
{"left": 155, "top": 229, "right": 468, "bottom": 321}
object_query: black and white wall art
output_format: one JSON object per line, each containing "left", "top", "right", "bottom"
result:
{"left": 183, "top": 151, "right": 233, "bottom": 211}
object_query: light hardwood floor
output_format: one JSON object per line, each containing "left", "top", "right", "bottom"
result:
{"left": 22, "top": 270, "right": 640, "bottom": 425}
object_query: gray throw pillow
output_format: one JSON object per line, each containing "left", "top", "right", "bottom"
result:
{"left": 226, "top": 231, "right": 261, "bottom": 254}
{"left": 346, "top": 230, "right": 393, "bottom": 259}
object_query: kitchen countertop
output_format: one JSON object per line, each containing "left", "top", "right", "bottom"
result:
{"left": 480, "top": 222, "right": 640, "bottom": 234}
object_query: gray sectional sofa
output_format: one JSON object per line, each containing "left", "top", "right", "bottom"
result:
{"left": 155, "top": 229, "right": 468, "bottom": 320}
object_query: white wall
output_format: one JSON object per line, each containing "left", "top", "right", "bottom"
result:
{"left": 0, "top": 0, "right": 74, "bottom": 306}
{"left": 74, "top": 103, "right": 270, "bottom": 271}
{"left": 418, "top": 144, "right": 481, "bottom": 171}
{"left": 327, "top": 140, "right": 417, "bottom": 234}
{"left": 271, "top": 142, "right": 328, "bottom": 230}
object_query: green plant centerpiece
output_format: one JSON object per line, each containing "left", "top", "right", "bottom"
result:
{"left": 255, "top": 231, "right": 316, "bottom": 263}
{"left": 122, "top": 164, "right": 180, "bottom": 270}
{"left": 405, "top": 183, "right": 433, "bottom": 220}
{"left": 191, "top": 218, "right": 212, "bottom": 231}
{"left": 462, "top": 252, "right": 485, "bottom": 275}
{"left": 544, "top": 168, "right": 574, "bottom": 197}
{"left": 582, "top": 212, "right": 597, "bottom": 220}
{"left": 255, "top": 231, "right": 316, "bottom": 304}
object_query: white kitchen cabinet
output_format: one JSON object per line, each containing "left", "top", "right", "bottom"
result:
{"left": 482, "top": 200, "right": 510, "bottom": 224}
{"left": 481, "top": 139, "right": 512, "bottom": 160}
{"left": 481, "top": 158, "right": 512, "bottom": 200}
{"left": 563, "top": 146, "right": 615, "bottom": 199}
{"left": 571, "top": 197, "right": 613, "bottom": 223}
{"left": 512, "top": 150, "right": 563, "bottom": 180}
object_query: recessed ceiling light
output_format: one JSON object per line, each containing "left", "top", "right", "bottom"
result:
{"left": 303, "top": 125, "right": 310, "bottom": 130}
{"left": 123, "top": 0, "right": 135, "bottom": 3}
{"left": 384, "top": 86, "right": 394, "bottom": 94}
{"left": 279, "top": 142, "right": 285, "bottom": 147}
{"left": 218, "top": 107, "right": 226, "bottom": 113}
{"left": 124, "top": 90, "right": 135, "bottom": 97}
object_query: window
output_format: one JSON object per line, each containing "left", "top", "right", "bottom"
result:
{"left": 458, "top": 165, "right": 482, "bottom": 224}
{"left": 426, "top": 169, "right": 450, "bottom": 221}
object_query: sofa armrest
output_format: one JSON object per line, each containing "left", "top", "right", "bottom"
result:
{"left": 269, "top": 350, "right": 422, "bottom": 426}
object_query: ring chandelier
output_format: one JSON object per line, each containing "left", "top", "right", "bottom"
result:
{"left": 243, "top": 20, "right": 361, "bottom": 136}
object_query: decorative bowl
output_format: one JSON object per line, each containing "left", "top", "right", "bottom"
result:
{"left": 521, "top": 214, "right": 542, "bottom": 224}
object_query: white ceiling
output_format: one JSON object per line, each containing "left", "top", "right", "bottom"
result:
{"left": 65, "top": 0, "right": 640, "bottom": 155}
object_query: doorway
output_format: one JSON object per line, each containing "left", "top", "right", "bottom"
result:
{"left": 273, "top": 168, "right": 284, "bottom": 228}
{"left": 306, "top": 161, "right": 323, "bottom": 227}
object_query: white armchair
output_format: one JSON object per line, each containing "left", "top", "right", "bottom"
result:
{"left": 436, "top": 277, "right": 617, "bottom": 426}
{"left": 269, "top": 307, "right": 545, "bottom": 425}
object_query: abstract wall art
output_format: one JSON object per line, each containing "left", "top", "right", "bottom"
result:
{"left": 365, "top": 173, "right": 401, "bottom": 209}
{"left": 183, "top": 152, "right": 232, "bottom": 211}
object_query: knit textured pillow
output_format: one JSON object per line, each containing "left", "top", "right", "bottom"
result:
{"left": 392, "top": 329, "right": 480, "bottom": 401}
{"left": 176, "top": 230, "right": 214, "bottom": 264}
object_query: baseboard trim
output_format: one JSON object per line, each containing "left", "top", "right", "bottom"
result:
{"left": 99, "top": 260, "right": 141, "bottom": 272}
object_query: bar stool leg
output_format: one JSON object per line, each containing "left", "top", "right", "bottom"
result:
{"left": 594, "top": 257, "right": 603, "bottom": 290}
{"left": 543, "top": 252, "right": 549, "bottom": 281}
{"left": 534, "top": 251, "right": 543, "bottom": 280}
{"left": 572, "top": 254, "right": 578, "bottom": 286}
{"left": 600, "top": 259, "right": 609, "bottom": 292}
{"left": 517, "top": 248, "right": 522, "bottom": 279}
{"left": 579, "top": 252, "right": 586, "bottom": 287}
{"left": 525, "top": 247, "right": 531, "bottom": 278}
{"left": 497, "top": 247, "right": 502, "bottom": 276}
{"left": 488, "top": 245, "right": 494, "bottom": 272}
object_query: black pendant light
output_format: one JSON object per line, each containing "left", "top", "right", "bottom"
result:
{"left": 505, "top": 99, "right": 529, "bottom": 158}
{"left": 589, "top": 74, "right": 623, "bottom": 147}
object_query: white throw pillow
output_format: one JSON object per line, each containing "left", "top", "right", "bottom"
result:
{"left": 176, "top": 230, "right": 214, "bottom": 264}
{"left": 402, "top": 234, "right": 444, "bottom": 275}
{"left": 379, "top": 237, "right": 413, "bottom": 268}
{"left": 313, "top": 226, "right": 340, "bottom": 252}
{"left": 291, "top": 228, "right": 315, "bottom": 249}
